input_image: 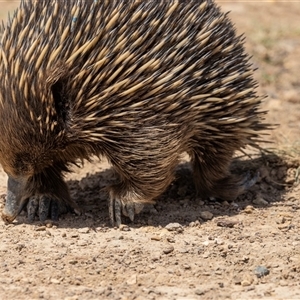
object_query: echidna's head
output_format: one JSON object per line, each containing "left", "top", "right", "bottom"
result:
{"left": 0, "top": 2, "right": 79, "bottom": 222}
{"left": 0, "top": 70, "right": 71, "bottom": 222}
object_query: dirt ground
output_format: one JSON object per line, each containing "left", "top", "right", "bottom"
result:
{"left": 0, "top": 1, "right": 300, "bottom": 299}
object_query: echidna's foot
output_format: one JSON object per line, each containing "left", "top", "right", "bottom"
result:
{"left": 2, "top": 193, "right": 71, "bottom": 224}
{"left": 26, "top": 195, "right": 70, "bottom": 222}
{"left": 240, "top": 171, "right": 259, "bottom": 190}
{"left": 210, "top": 171, "right": 260, "bottom": 202}
{"left": 1, "top": 173, "right": 79, "bottom": 224}
{"left": 108, "top": 198, "right": 144, "bottom": 227}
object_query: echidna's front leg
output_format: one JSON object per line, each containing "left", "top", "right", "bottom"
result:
{"left": 1, "top": 169, "right": 77, "bottom": 223}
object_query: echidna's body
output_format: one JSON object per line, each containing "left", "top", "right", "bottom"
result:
{"left": 0, "top": 0, "right": 268, "bottom": 225}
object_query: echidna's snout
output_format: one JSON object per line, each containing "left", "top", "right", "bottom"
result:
{"left": 1, "top": 176, "right": 28, "bottom": 223}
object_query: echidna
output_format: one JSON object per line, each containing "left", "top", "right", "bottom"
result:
{"left": 0, "top": 0, "right": 269, "bottom": 226}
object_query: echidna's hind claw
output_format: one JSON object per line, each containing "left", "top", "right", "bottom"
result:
{"left": 115, "top": 198, "right": 122, "bottom": 227}
{"left": 109, "top": 197, "right": 123, "bottom": 227}
{"left": 241, "top": 171, "right": 259, "bottom": 190}
{"left": 108, "top": 197, "right": 115, "bottom": 226}
{"left": 123, "top": 203, "right": 135, "bottom": 222}
{"left": 108, "top": 196, "right": 144, "bottom": 227}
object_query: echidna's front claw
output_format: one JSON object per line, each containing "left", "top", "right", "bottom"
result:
{"left": 123, "top": 203, "right": 135, "bottom": 222}
{"left": 27, "top": 195, "right": 68, "bottom": 222}
{"left": 27, "top": 195, "right": 39, "bottom": 222}
{"left": 50, "top": 200, "right": 59, "bottom": 221}
{"left": 38, "top": 195, "right": 51, "bottom": 222}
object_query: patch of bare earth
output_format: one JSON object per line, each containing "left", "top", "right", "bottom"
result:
{"left": 0, "top": 1, "right": 300, "bottom": 299}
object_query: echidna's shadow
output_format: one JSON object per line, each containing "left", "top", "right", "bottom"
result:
{"left": 39, "top": 151, "right": 292, "bottom": 229}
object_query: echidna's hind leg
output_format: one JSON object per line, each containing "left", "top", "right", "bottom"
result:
{"left": 107, "top": 158, "right": 178, "bottom": 227}
{"left": 210, "top": 170, "right": 259, "bottom": 201}
{"left": 191, "top": 149, "right": 257, "bottom": 201}
{"left": 108, "top": 183, "right": 148, "bottom": 227}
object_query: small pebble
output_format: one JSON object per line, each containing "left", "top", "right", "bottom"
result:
{"left": 216, "top": 218, "right": 239, "bottom": 228}
{"left": 151, "top": 236, "right": 161, "bottom": 241}
{"left": 165, "top": 223, "right": 182, "bottom": 231}
{"left": 35, "top": 226, "right": 46, "bottom": 231}
{"left": 176, "top": 227, "right": 184, "bottom": 233}
{"left": 278, "top": 223, "right": 290, "bottom": 230}
{"left": 195, "top": 289, "right": 205, "bottom": 295}
{"left": 151, "top": 252, "right": 161, "bottom": 261}
{"left": 199, "top": 211, "right": 213, "bottom": 220}
{"left": 15, "top": 244, "right": 26, "bottom": 251}
{"left": 78, "top": 227, "right": 90, "bottom": 234}
{"left": 244, "top": 205, "right": 255, "bottom": 214}
{"left": 167, "top": 237, "right": 175, "bottom": 243}
{"left": 119, "top": 224, "right": 131, "bottom": 231}
{"left": 163, "top": 245, "right": 174, "bottom": 254}
{"left": 194, "top": 220, "right": 201, "bottom": 226}
{"left": 254, "top": 266, "right": 270, "bottom": 278}
{"left": 214, "top": 238, "right": 224, "bottom": 245}
{"left": 253, "top": 197, "right": 268, "bottom": 206}
{"left": 203, "top": 240, "right": 210, "bottom": 246}
{"left": 241, "top": 280, "right": 251, "bottom": 286}
{"left": 202, "top": 252, "right": 210, "bottom": 258}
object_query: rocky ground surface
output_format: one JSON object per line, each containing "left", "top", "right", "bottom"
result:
{"left": 0, "top": 1, "right": 300, "bottom": 299}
